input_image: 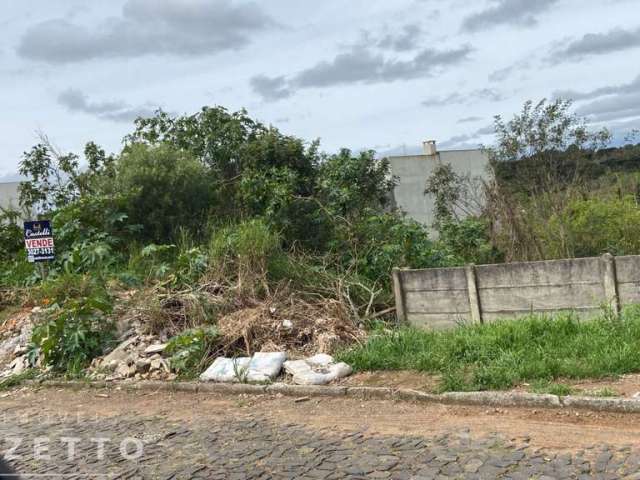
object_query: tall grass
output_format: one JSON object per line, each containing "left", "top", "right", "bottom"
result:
{"left": 337, "top": 306, "right": 640, "bottom": 392}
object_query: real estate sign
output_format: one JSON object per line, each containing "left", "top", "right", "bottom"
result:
{"left": 23, "top": 220, "right": 55, "bottom": 262}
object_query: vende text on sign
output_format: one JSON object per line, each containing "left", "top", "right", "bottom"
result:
{"left": 23, "top": 220, "right": 55, "bottom": 263}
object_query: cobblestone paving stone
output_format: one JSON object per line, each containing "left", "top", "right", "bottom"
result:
{"left": 3, "top": 403, "right": 640, "bottom": 479}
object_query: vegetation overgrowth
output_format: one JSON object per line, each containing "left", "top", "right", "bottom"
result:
{"left": 2, "top": 99, "right": 640, "bottom": 382}
{"left": 338, "top": 306, "right": 640, "bottom": 392}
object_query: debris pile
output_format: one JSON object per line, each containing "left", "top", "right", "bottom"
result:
{"left": 89, "top": 323, "right": 174, "bottom": 381}
{"left": 0, "top": 308, "right": 36, "bottom": 378}
{"left": 217, "top": 299, "right": 363, "bottom": 356}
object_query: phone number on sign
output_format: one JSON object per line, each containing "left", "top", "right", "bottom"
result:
{"left": 27, "top": 247, "right": 55, "bottom": 255}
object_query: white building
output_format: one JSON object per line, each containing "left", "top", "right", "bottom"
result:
{"left": 388, "top": 140, "right": 489, "bottom": 227}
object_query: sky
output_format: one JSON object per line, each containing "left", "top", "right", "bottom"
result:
{"left": 1, "top": 0, "right": 640, "bottom": 179}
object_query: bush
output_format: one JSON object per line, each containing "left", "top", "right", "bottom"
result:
{"left": 209, "top": 219, "right": 281, "bottom": 292}
{"left": 29, "top": 286, "right": 115, "bottom": 375}
{"left": 114, "top": 144, "right": 215, "bottom": 242}
{"left": 564, "top": 195, "right": 640, "bottom": 257}
{"left": 437, "top": 218, "right": 503, "bottom": 265}
{"left": 165, "top": 326, "right": 219, "bottom": 377}
{"left": 331, "top": 211, "right": 444, "bottom": 286}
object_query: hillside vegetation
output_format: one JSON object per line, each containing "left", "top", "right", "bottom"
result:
{"left": 2, "top": 99, "right": 640, "bottom": 381}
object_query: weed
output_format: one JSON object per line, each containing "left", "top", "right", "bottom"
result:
{"left": 0, "top": 369, "right": 37, "bottom": 391}
{"left": 165, "top": 326, "right": 219, "bottom": 378}
{"left": 531, "top": 380, "right": 575, "bottom": 396}
{"left": 338, "top": 308, "right": 640, "bottom": 392}
{"left": 590, "top": 387, "right": 619, "bottom": 397}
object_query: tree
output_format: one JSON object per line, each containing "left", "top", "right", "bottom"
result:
{"left": 484, "top": 99, "right": 611, "bottom": 261}
{"left": 19, "top": 134, "right": 115, "bottom": 214}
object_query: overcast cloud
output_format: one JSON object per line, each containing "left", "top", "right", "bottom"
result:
{"left": 1, "top": 0, "right": 640, "bottom": 178}
{"left": 462, "top": 0, "right": 559, "bottom": 32}
{"left": 550, "top": 26, "right": 640, "bottom": 64}
{"left": 58, "top": 88, "right": 162, "bottom": 123}
{"left": 18, "top": 0, "right": 275, "bottom": 63}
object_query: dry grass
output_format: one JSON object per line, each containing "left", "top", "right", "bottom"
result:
{"left": 216, "top": 293, "right": 364, "bottom": 357}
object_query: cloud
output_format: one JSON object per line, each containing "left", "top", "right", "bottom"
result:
{"left": 553, "top": 74, "right": 640, "bottom": 123}
{"left": 377, "top": 24, "right": 422, "bottom": 52}
{"left": 18, "top": 0, "right": 275, "bottom": 63}
{"left": 58, "top": 88, "right": 160, "bottom": 123}
{"left": 439, "top": 124, "right": 494, "bottom": 149}
{"left": 251, "top": 44, "right": 471, "bottom": 101}
{"left": 457, "top": 116, "right": 483, "bottom": 123}
{"left": 462, "top": 0, "right": 558, "bottom": 32}
{"left": 554, "top": 75, "right": 640, "bottom": 102}
{"left": 549, "top": 26, "right": 640, "bottom": 63}
{"left": 422, "top": 88, "right": 503, "bottom": 107}
{"left": 250, "top": 75, "right": 291, "bottom": 101}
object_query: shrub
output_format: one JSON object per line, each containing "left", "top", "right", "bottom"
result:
{"left": 331, "top": 211, "right": 444, "bottom": 286}
{"left": 29, "top": 287, "right": 115, "bottom": 375}
{"left": 209, "top": 219, "right": 281, "bottom": 292}
{"left": 114, "top": 144, "right": 215, "bottom": 242}
{"left": 165, "top": 326, "right": 219, "bottom": 377}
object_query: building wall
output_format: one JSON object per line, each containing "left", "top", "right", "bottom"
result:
{"left": 388, "top": 149, "right": 489, "bottom": 227}
{"left": 0, "top": 182, "right": 21, "bottom": 212}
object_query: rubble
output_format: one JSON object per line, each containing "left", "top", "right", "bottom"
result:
{"left": 89, "top": 322, "right": 175, "bottom": 381}
{"left": 0, "top": 308, "right": 36, "bottom": 378}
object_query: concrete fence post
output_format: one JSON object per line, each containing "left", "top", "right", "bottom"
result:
{"left": 465, "top": 264, "right": 482, "bottom": 324}
{"left": 392, "top": 268, "right": 408, "bottom": 324}
{"left": 601, "top": 253, "right": 620, "bottom": 315}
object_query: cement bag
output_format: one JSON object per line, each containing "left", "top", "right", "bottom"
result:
{"left": 246, "top": 351, "right": 287, "bottom": 382}
{"left": 283, "top": 355, "right": 353, "bottom": 385}
{"left": 199, "top": 357, "right": 250, "bottom": 382}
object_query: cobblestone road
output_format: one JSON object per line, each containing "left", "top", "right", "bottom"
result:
{"left": 3, "top": 388, "right": 640, "bottom": 479}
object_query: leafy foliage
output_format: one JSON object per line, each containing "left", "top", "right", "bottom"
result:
{"left": 29, "top": 284, "right": 115, "bottom": 375}
{"left": 165, "top": 326, "right": 219, "bottom": 377}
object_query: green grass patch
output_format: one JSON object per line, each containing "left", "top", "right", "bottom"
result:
{"left": 530, "top": 380, "right": 576, "bottom": 396}
{"left": 337, "top": 307, "right": 640, "bottom": 392}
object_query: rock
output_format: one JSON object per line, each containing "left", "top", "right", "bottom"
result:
{"left": 102, "top": 336, "right": 138, "bottom": 365}
{"left": 8, "top": 356, "right": 28, "bottom": 375}
{"left": 135, "top": 359, "right": 151, "bottom": 373}
{"left": 150, "top": 358, "right": 170, "bottom": 373}
{"left": 115, "top": 362, "right": 136, "bottom": 378}
{"left": 282, "top": 319, "right": 293, "bottom": 329}
{"left": 13, "top": 345, "right": 28, "bottom": 356}
{"left": 144, "top": 343, "right": 167, "bottom": 355}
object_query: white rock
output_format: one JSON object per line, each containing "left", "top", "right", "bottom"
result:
{"left": 144, "top": 344, "right": 167, "bottom": 355}
{"left": 281, "top": 319, "right": 293, "bottom": 329}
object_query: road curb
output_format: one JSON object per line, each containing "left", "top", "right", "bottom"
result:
{"left": 21, "top": 379, "right": 640, "bottom": 414}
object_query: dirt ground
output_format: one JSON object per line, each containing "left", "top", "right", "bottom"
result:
{"left": 342, "top": 370, "right": 640, "bottom": 397}
{"left": 4, "top": 385, "right": 640, "bottom": 452}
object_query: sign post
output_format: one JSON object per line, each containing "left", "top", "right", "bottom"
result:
{"left": 23, "top": 220, "right": 55, "bottom": 279}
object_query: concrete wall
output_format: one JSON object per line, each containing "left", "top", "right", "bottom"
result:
{"left": 388, "top": 149, "right": 489, "bottom": 227}
{"left": 393, "top": 254, "right": 634, "bottom": 330}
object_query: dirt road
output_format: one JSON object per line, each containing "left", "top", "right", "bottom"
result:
{"left": 3, "top": 386, "right": 640, "bottom": 478}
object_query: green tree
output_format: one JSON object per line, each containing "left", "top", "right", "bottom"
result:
{"left": 114, "top": 144, "right": 215, "bottom": 242}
